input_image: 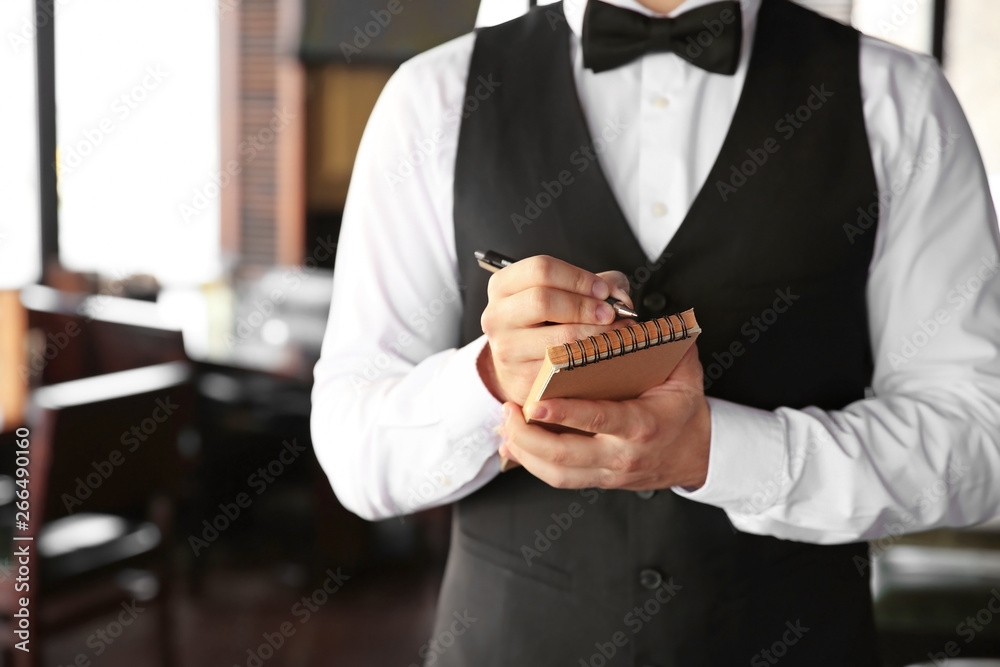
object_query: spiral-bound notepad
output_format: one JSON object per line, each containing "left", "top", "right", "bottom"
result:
{"left": 523, "top": 309, "right": 701, "bottom": 432}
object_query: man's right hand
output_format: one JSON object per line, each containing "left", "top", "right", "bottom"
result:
{"left": 477, "top": 255, "right": 635, "bottom": 405}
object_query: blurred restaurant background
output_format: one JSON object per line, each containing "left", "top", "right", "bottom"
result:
{"left": 0, "top": 0, "right": 998, "bottom": 665}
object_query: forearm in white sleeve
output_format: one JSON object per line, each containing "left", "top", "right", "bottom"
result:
{"left": 310, "top": 35, "right": 503, "bottom": 520}
{"left": 673, "top": 42, "right": 1000, "bottom": 544}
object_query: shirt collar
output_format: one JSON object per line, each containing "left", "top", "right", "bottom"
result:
{"left": 561, "top": 0, "right": 760, "bottom": 39}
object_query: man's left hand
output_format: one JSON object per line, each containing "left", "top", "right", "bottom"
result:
{"left": 498, "top": 344, "right": 711, "bottom": 491}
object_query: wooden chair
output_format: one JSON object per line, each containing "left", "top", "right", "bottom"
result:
{"left": 0, "top": 361, "right": 193, "bottom": 667}
{"left": 20, "top": 285, "right": 186, "bottom": 388}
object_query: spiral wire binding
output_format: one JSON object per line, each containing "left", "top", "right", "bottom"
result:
{"left": 562, "top": 313, "right": 690, "bottom": 370}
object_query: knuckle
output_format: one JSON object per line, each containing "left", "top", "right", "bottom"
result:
{"left": 545, "top": 325, "right": 582, "bottom": 348}
{"left": 526, "top": 286, "right": 552, "bottom": 317}
{"left": 613, "top": 451, "right": 643, "bottom": 474}
{"left": 480, "top": 308, "right": 497, "bottom": 335}
{"left": 609, "top": 270, "right": 629, "bottom": 293}
{"left": 548, "top": 472, "right": 571, "bottom": 490}
{"left": 597, "top": 469, "right": 620, "bottom": 489}
{"left": 630, "top": 412, "right": 658, "bottom": 443}
{"left": 549, "top": 446, "right": 571, "bottom": 467}
{"left": 491, "top": 340, "right": 511, "bottom": 364}
{"left": 529, "top": 255, "right": 556, "bottom": 284}
{"left": 581, "top": 299, "right": 599, "bottom": 323}
{"left": 486, "top": 272, "right": 501, "bottom": 299}
{"left": 588, "top": 410, "right": 609, "bottom": 434}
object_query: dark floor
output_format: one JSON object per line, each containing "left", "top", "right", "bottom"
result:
{"left": 40, "top": 562, "right": 443, "bottom": 667}
{"left": 35, "top": 521, "right": 1000, "bottom": 667}
{"left": 38, "top": 561, "right": 1000, "bottom": 667}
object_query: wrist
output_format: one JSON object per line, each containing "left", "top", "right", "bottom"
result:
{"left": 677, "top": 397, "right": 711, "bottom": 489}
{"left": 476, "top": 340, "right": 509, "bottom": 404}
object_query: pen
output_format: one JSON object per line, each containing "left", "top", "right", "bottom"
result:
{"left": 474, "top": 250, "right": 639, "bottom": 320}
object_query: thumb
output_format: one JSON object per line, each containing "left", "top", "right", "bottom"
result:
{"left": 597, "top": 270, "right": 632, "bottom": 307}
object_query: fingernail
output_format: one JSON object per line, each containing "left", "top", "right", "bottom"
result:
{"left": 502, "top": 404, "right": 511, "bottom": 419}
{"left": 531, "top": 405, "right": 548, "bottom": 421}
{"left": 597, "top": 302, "right": 614, "bottom": 323}
{"left": 592, "top": 280, "right": 610, "bottom": 300}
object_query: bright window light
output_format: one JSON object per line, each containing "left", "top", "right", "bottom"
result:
{"left": 55, "top": 0, "right": 221, "bottom": 286}
{"left": 0, "top": 0, "right": 42, "bottom": 289}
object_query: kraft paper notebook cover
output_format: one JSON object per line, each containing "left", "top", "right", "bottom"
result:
{"left": 501, "top": 309, "right": 700, "bottom": 470}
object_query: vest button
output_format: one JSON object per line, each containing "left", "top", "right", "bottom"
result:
{"left": 642, "top": 292, "right": 667, "bottom": 312}
{"left": 636, "top": 490, "right": 656, "bottom": 499}
{"left": 639, "top": 568, "right": 663, "bottom": 590}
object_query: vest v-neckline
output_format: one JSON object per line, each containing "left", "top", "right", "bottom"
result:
{"left": 550, "top": 0, "right": 773, "bottom": 269}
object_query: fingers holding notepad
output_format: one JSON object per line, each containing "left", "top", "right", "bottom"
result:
{"left": 498, "top": 341, "right": 711, "bottom": 490}
{"left": 477, "top": 254, "right": 636, "bottom": 406}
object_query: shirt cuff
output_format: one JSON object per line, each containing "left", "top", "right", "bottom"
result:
{"left": 671, "top": 397, "right": 787, "bottom": 514}
{"left": 438, "top": 333, "right": 504, "bottom": 463}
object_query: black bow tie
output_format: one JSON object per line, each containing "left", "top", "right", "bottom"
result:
{"left": 582, "top": 0, "right": 743, "bottom": 75}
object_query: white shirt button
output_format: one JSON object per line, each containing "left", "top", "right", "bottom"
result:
{"left": 653, "top": 96, "right": 670, "bottom": 109}
{"left": 652, "top": 202, "right": 667, "bottom": 217}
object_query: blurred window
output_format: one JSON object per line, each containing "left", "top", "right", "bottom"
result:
{"left": 942, "top": 0, "right": 1000, "bottom": 180}
{"left": 853, "top": 0, "right": 935, "bottom": 54}
{"left": 0, "top": 0, "right": 43, "bottom": 288}
{"left": 54, "top": 0, "right": 221, "bottom": 286}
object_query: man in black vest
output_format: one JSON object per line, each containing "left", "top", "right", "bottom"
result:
{"left": 311, "top": 0, "right": 1000, "bottom": 664}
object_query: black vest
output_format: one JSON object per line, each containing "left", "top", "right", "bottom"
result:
{"left": 435, "top": 2, "right": 882, "bottom": 665}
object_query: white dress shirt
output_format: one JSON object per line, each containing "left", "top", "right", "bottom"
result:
{"left": 310, "top": 0, "right": 1000, "bottom": 543}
